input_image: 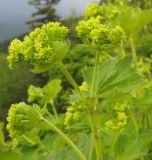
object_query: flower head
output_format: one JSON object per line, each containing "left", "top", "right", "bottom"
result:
{"left": 7, "top": 22, "right": 69, "bottom": 68}
{"left": 76, "top": 16, "right": 125, "bottom": 50}
{"left": 76, "top": 16, "right": 102, "bottom": 41}
{"left": 105, "top": 103, "right": 128, "bottom": 132}
{"left": 64, "top": 102, "right": 87, "bottom": 126}
{"left": 8, "top": 39, "right": 24, "bottom": 68}
{"left": 84, "top": 3, "right": 103, "bottom": 19}
{"left": 7, "top": 102, "right": 46, "bottom": 138}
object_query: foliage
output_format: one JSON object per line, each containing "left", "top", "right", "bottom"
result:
{"left": 0, "top": 54, "right": 42, "bottom": 121}
{"left": 8, "top": 22, "right": 69, "bottom": 68}
{"left": 1, "top": 1, "right": 152, "bottom": 160}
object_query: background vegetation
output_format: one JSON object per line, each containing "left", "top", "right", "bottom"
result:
{"left": 0, "top": 0, "right": 152, "bottom": 159}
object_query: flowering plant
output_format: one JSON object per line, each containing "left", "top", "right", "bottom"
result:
{"left": 5, "top": 3, "right": 152, "bottom": 160}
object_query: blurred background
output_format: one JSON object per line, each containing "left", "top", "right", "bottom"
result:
{"left": 0, "top": 0, "right": 100, "bottom": 122}
{"left": 0, "top": 0, "right": 152, "bottom": 122}
{"left": 0, "top": 0, "right": 100, "bottom": 42}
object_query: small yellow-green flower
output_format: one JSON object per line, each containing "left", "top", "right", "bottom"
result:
{"left": 64, "top": 102, "right": 87, "bottom": 126}
{"left": 7, "top": 22, "right": 69, "bottom": 68}
{"left": 105, "top": 103, "right": 128, "bottom": 132}
{"left": 84, "top": 3, "right": 103, "bottom": 19}
{"left": 76, "top": 16, "right": 125, "bottom": 50}
{"left": 79, "top": 81, "right": 88, "bottom": 91}
{"left": 8, "top": 39, "right": 24, "bottom": 68}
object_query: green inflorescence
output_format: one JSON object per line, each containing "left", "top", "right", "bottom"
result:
{"left": 7, "top": 102, "right": 46, "bottom": 138}
{"left": 7, "top": 103, "right": 32, "bottom": 138}
{"left": 76, "top": 16, "right": 125, "bottom": 50}
{"left": 64, "top": 102, "right": 87, "bottom": 127}
{"left": 8, "top": 22, "right": 69, "bottom": 68}
{"left": 76, "top": 16, "right": 102, "bottom": 42}
{"left": 105, "top": 103, "right": 128, "bottom": 132}
{"left": 84, "top": 3, "right": 103, "bottom": 19}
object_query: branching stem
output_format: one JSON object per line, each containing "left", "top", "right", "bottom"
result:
{"left": 89, "top": 52, "right": 103, "bottom": 160}
{"left": 57, "top": 61, "right": 83, "bottom": 97}
{"left": 121, "top": 38, "right": 125, "bottom": 57}
{"left": 130, "top": 36, "right": 137, "bottom": 65}
{"left": 90, "top": 52, "right": 100, "bottom": 97}
{"left": 50, "top": 100, "right": 59, "bottom": 121}
{"left": 41, "top": 117, "right": 87, "bottom": 160}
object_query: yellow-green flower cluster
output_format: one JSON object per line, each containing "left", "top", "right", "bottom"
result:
{"left": 79, "top": 81, "right": 88, "bottom": 91}
{"left": 84, "top": 3, "right": 103, "bottom": 19}
{"left": 105, "top": 103, "right": 128, "bottom": 132}
{"left": 8, "top": 22, "right": 69, "bottom": 68}
{"left": 64, "top": 103, "right": 87, "bottom": 126}
{"left": 136, "top": 57, "right": 151, "bottom": 74}
{"left": 7, "top": 102, "right": 45, "bottom": 138}
{"left": 7, "top": 103, "right": 32, "bottom": 138}
{"left": 76, "top": 17, "right": 125, "bottom": 50}
{"left": 76, "top": 16, "right": 102, "bottom": 41}
{"left": 8, "top": 39, "right": 24, "bottom": 66}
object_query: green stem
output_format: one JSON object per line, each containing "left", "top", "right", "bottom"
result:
{"left": 146, "top": 114, "right": 150, "bottom": 129}
{"left": 141, "top": 105, "right": 145, "bottom": 128}
{"left": 22, "top": 135, "right": 35, "bottom": 145}
{"left": 88, "top": 102, "right": 103, "bottom": 160}
{"left": 141, "top": 105, "right": 150, "bottom": 129}
{"left": 130, "top": 36, "right": 138, "bottom": 65}
{"left": 89, "top": 52, "right": 103, "bottom": 160}
{"left": 57, "top": 61, "right": 82, "bottom": 97}
{"left": 88, "top": 137, "right": 94, "bottom": 160}
{"left": 109, "top": 131, "right": 118, "bottom": 159}
{"left": 50, "top": 100, "right": 59, "bottom": 121}
{"left": 91, "top": 52, "right": 100, "bottom": 97}
{"left": 129, "top": 106, "right": 139, "bottom": 133}
{"left": 41, "top": 117, "right": 87, "bottom": 160}
{"left": 120, "top": 38, "right": 125, "bottom": 57}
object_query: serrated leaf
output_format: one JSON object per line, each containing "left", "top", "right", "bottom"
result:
{"left": 52, "top": 41, "right": 68, "bottom": 61}
{"left": 114, "top": 132, "right": 152, "bottom": 160}
{"left": 115, "top": 6, "right": 152, "bottom": 36}
{"left": 32, "top": 63, "right": 52, "bottom": 73}
{"left": 133, "top": 88, "right": 152, "bottom": 106}
{"left": 43, "top": 79, "right": 62, "bottom": 103}
{"left": 83, "top": 57, "right": 144, "bottom": 97}
{"left": 28, "top": 85, "right": 44, "bottom": 103}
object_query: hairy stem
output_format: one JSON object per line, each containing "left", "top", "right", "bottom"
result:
{"left": 50, "top": 100, "right": 59, "bottom": 121}
{"left": 88, "top": 100, "right": 103, "bottom": 160}
{"left": 129, "top": 106, "right": 139, "bottom": 133}
{"left": 57, "top": 61, "right": 83, "bottom": 97}
{"left": 22, "top": 135, "right": 34, "bottom": 145}
{"left": 88, "top": 137, "right": 94, "bottom": 160}
{"left": 130, "top": 36, "right": 137, "bottom": 65}
{"left": 89, "top": 52, "right": 103, "bottom": 160}
{"left": 121, "top": 38, "right": 125, "bottom": 57}
{"left": 146, "top": 114, "right": 150, "bottom": 129}
{"left": 41, "top": 117, "right": 87, "bottom": 160}
{"left": 90, "top": 52, "right": 100, "bottom": 97}
{"left": 141, "top": 105, "right": 150, "bottom": 129}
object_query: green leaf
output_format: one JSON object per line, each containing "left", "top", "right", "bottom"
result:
{"left": 115, "top": 6, "right": 152, "bottom": 36}
{"left": 32, "top": 63, "right": 52, "bottom": 74}
{"left": 43, "top": 79, "right": 62, "bottom": 102}
{"left": 133, "top": 87, "right": 152, "bottom": 106}
{"left": 52, "top": 41, "right": 68, "bottom": 61}
{"left": 83, "top": 57, "right": 144, "bottom": 97}
{"left": 53, "top": 136, "right": 66, "bottom": 150}
{"left": 28, "top": 85, "right": 44, "bottom": 103}
{"left": 114, "top": 132, "right": 152, "bottom": 160}
{"left": 0, "top": 151, "right": 22, "bottom": 160}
